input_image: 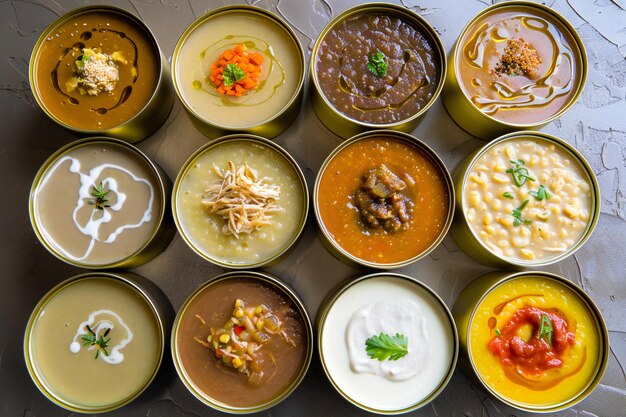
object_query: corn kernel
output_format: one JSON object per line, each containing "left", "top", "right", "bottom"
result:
{"left": 234, "top": 308, "right": 244, "bottom": 318}
{"left": 256, "top": 319, "right": 264, "bottom": 331}
{"left": 521, "top": 248, "right": 535, "bottom": 259}
{"left": 219, "top": 334, "right": 230, "bottom": 344}
{"left": 232, "top": 357, "right": 243, "bottom": 368}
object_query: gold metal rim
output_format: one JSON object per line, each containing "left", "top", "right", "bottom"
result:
{"left": 451, "top": 0, "right": 588, "bottom": 128}
{"left": 316, "top": 272, "right": 459, "bottom": 414}
{"left": 28, "top": 137, "right": 170, "bottom": 269}
{"left": 23, "top": 272, "right": 167, "bottom": 414}
{"left": 28, "top": 5, "right": 169, "bottom": 135}
{"left": 171, "top": 5, "right": 306, "bottom": 131}
{"left": 309, "top": 2, "right": 447, "bottom": 130}
{"left": 458, "top": 130, "right": 600, "bottom": 267}
{"left": 171, "top": 270, "right": 314, "bottom": 414}
{"left": 313, "top": 129, "right": 455, "bottom": 269}
{"left": 171, "top": 134, "right": 309, "bottom": 269}
{"left": 463, "top": 271, "right": 609, "bottom": 412}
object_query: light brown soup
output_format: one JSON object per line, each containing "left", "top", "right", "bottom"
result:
{"left": 176, "top": 279, "right": 307, "bottom": 408}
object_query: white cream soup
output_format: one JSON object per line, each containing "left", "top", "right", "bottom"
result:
{"left": 321, "top": 276, "right": 454, "bottom": 412}
{"left": 176, "top": 140, "right": 304, "bottom": 265}
{"left": 175, "top": 11, "right": 301, "bottom": 128}
{"left": 464, "top": 137, "right": 593, "bottom": 262}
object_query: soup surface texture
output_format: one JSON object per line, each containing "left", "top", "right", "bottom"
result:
{"left": 316, "top": 11, "right": 440, "bottom": 125}
{"left": 175, "top": 11, "right": 301, "bottom": 128}
{"left": 34, "top": 10, "right": 159, "bottom": 130}
{"left": 469, "top": 276, "right": 601, "bottom": 407}
{"left": 463, "top": 137, "right": 592, "bottom": 263}
{"left": 457, "top": 6, "right": 582, "bottom": 124}
{"left": 317, "top": 137, "right": 449, "bottom": 265}
{"left": 30, "top": 277, "right": 161, "bottom": 407}
{"left": 34, "top": 142, "right": 161, "bottom": 266}
{"left": 176, "top": 278, "right": 307, "bottom": 408}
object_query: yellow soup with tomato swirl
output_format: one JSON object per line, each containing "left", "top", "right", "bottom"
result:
{"left": 469, "top": 276, "right": 601, "bottom": 408}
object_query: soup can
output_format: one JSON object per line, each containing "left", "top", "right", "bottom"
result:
{"left": 451, "top": 270, "right": 609, "bottom": 412}
{"left": 24, "top": 271, "right": 173, "bottom": 413}
{"left": 29, "top": 137, "right": 175, "bottom": 269}
{"left": 313, "top": 129, "right": 454, "bottom": 269}
{"left": 29, "top": 6, "right": 174, "bottom": 143}
{"left": 317, "top": 272, "right": 459, "bottom": 414}
{"left": 172, "top": 134, "right": 309, "bottom": 269}
{"left": 171, "top": 270, "right": 314, "bottom": 413}
{"left": 441, "top": 1, "right": 587, "bottom": 139}
{"left": 171, "top": 6, "right": 306, "bottom": 139}
{"left": 310, "top": 3, "right": 446, "bottom": 139}
{"left": 450, "top": 131, "right": 600, "bottom": 268}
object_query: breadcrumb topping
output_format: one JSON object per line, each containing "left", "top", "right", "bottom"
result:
{"left": 66, "top": 48, "right": 125, "bottom": 96}
{"left": 494, "top": 38, "right": 542, "bottom": 77}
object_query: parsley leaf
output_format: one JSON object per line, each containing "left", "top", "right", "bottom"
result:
{"left": 222, "top": 63, "right": 245, "bottom": 87}
{"left": 529, "top": 184, "right": 551, "bottom": 201}
{"left": 367, "top": 51, "right": 388, "bottom": 77}
{"left": 365, "top": 332, "right": 409, "bottom": 361}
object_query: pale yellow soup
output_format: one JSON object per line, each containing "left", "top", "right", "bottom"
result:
{"left": 175, "top": 11, "right": 301, "bottom": 128}
{"left": 464, "top": 138, "right": 592, "bottom": 263}
{"left": 469, "top": 276, "right": 601, "bottom": 407}
{"left": 176, "top": 141, "right": 305, "bottom": 265}
{"left": 30, "top": 277, "right": 161, "bottom": 408}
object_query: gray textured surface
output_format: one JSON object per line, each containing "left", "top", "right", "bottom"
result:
{"left": 1, "top": 0, "right": 625, "bottom": 416}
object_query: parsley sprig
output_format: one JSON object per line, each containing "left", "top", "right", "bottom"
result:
{"left": 367, "top": 51, "right": 388, "bottom": 78}
{"left": 512, "top": 199, "right": 532, "bottom": 226}
{"left": 506, "top": 159, "right": 535, "bottom": 187}
{"left": 75, "top": 53, "right": 91, "bottom": 69}
{"left": 365, "top": 332, "right": 409, "bottom": 361}
{"left": 539, "top": 314, "right": 554, "bottom": 346}
{"left": 81, "top": 325, "right": 111, "bottom": 359}
{"left": 222, "top": 63, "right": 245, "bottom": 87}
{"left": 89, "top": 182, "right": 111, "bottom": 210}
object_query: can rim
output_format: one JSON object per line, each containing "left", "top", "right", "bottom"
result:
{"left": 170, "top": 270, "right": 314, "bottom": 414}
{"left": 451, "top": 0, "right": 588, "bottom": 128}
{"left": 171, "top": 134, "right": 309, "bottom": 269}
{"left": 28, "top": 136, "right": 170, "bottom": 269}
{"left": 458, "top": 130, "right": 601, "bottom": 267}
{"left": 309, "top": 2, "right": 447, "bottom": 130}
{"left": 28, "top": 5, "right": 169, "bottom": 135}
{"left": 313, "top": 129, "right": 455, "bottom": 269}
{"left": 316, "top": 272, "right": 459, "bottom": 414}
{"left": 171, "top": 5, "right": 306, "bottom": 131}
{"left": 23, "top": 272, "right": 167, "bottom": 413}
{"left": 463, "top": 270, "right": 610, "bottom": 412}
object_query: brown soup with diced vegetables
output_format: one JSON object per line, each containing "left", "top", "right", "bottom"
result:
{"left": 176, "top": 278, "right": 307, "bottom": 408}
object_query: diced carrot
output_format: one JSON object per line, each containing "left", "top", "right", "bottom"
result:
{"left": 209, "top": 44, "right": 263, "bottom": 96}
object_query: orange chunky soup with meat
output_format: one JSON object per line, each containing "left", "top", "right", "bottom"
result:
{"left": 317, "top": 136, "right": 449, "bottom": 265}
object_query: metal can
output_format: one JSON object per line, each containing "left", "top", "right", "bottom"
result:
{"left": 313, "top": 129, "right": 454, "bottom": 269}
{"left": 171, "top": 270, "right": 313, "bottom": 413}
{"left": 317, "top": 272, "right": 459, "bottom": 414}
{"left": 29, "top": 5, "right": 174, "bottom": 143}
{"left": 451, "top": 270, "right": 609, "bottom": 412}
{"left": 24, "top": 271, "right": 173, "bottom": 413}
{"left": 171, "top": 5, "right": 306, "bottom": 139}
{"left": 172, "top": 134, "right": 309, "bottom": 269}
{"left": 310, "top": 3, "right": 446, "bottom": 139}
{"left": 450, "top": 131, "right": 600, "bottom": 268}
{"left": 29, "top": 137, "right": 175, "bottom": 269}
{"left": 441, "top": 1, "right": 587, "bottom": 140}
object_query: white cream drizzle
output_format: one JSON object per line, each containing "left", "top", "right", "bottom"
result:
{"left": 38, "top": 155, "right": 155, "bottom": 261}
{"left": 69, "top": 309, "right": 133, "bottom": 365}
{"left": 346, "top": 299, "right": 430, "bottom": 382}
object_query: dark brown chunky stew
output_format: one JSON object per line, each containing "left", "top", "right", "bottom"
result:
{"left": 316, "top": 11, "right": 440, "bottom": 124}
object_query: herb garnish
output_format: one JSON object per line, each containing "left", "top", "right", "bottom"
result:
{"left": 365, "top": 332, "right": 409, "bottom": 361}
{"left": 88, "top": 182, "right": 111, "bottom": 210}
{"left": 75, "top": 53, "right": 91, "bottom": 69}
{"left": 539, "top": 314, "right": 553, "bottom": 346}
{"left": 506, "top": 159, "right": 536, "bottom": 187}
{"left": 81, "top": 325, "right": 111, "bottom": 359}
{"left": 367, "top": 51, "right": 388, "bottom": 78}
{"left": 512, "top": 199, "right": 532, "bottom": 226}
{"left": 503, "top": 191, "right": 514, "bottom": 199}
{"left": 494, "top": 329, "right": 502, "bottom": 336}
{"left": 222, "top": 63, "right": 245, "bottom": 87}
{"left": 529, "top": 184, "right": 551, "bottom": 201}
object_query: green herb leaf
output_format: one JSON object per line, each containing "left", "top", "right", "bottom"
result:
{"left": 511, "top": 199, "right": 531, "bottom": 227}
{"left": 539, "top": 314, "right": 553, "bottom": 346}
{"left": 495, "top": 329, "right": 501, "bottom": 336}
{"left": 81, "top": 326, "right": 112, "bottom": 359}
{"left": 75, "top": 54, "right": 91, "bottom": 69}
{"left": 89, "top": 182, "right": 111, "bottom": 210}
{"left": 503, "top": 191, "right": 514, "bottom": 199}
{"left": 222, "top": 63, "right": 245, "bottom": 87}
{"left": 365, "top": 332, "right": 409, "bottom": 361}
{"left": 529, "top": 184, "right": 551, "bottom": 201}
{"left": 367, "top": 51, "right": 388, "bottom": 77}
{"left": 505, "top": 159, "right": 536, "bottom": 187}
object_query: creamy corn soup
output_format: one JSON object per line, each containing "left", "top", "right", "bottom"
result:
{"left": 463, "top": 137, "right": 593, "bottom": 263}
